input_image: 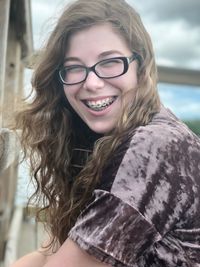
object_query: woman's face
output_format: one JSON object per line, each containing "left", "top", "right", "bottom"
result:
{"left": 63, "top": 23, "right": 138, "bottom": 134}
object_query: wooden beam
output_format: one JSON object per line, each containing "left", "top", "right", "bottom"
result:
{"left": 24, "top": 0, "right": 33, "bottom": 57}
{"left": 2, "top": 22, "right": 22, "bottom": 128}
{"left": 0, "top": 129, "right": 18, "bottom": 174}
{"left": 0, "top": 129, "right": 19, "bottom": 261}
{"left": 158, "top": 65, "right": 200, "bottom": 87}
{"left": 10, "top": 0, "right": 33, "bottom": 58}
{"left": 4, "top": 206, "right": 24, "bottom": 266}
{"left": 0, "top": 0, "right": 11, "bottom": 127}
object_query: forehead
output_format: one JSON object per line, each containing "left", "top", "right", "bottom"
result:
{"left": 66, "top": 23, "right": 131, "bottom": 59}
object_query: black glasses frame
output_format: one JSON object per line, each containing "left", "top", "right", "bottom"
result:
{"left": 58, "top": 52, "right": 140, "bottom": 86}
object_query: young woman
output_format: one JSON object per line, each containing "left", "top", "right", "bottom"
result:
{"left": 12, "top": 0, "right": 200, "bottom": 266}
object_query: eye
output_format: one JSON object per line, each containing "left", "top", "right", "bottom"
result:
{"left": 64, "top": 65, "right": 85, "bottom": 73}
{"left": 98, "top": 58, "right": 123, "bottom": 68}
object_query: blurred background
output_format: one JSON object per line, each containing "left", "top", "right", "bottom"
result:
{"left": 0, "top": 0, "right": 199, "bottom": 266}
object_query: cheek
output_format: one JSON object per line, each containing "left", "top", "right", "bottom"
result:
{"left": 120, "top": 74, "right": 138, "bottom": 93}
{"left": 116, "top": 65, "right": 138, "bottom": 90}
{"left": 63, "top": 86, "right": 77, "bottom": 102}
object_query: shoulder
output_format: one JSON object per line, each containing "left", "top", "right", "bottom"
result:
{"left": 111, "top": 106, "right": 200, "bottom": 207}
{"left": 129, "top": 105, "right": 200, "bottom": 155}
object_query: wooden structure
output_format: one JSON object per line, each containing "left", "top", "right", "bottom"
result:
{"left": 3, "top": 207, "right": 47, "bottom": 267}
{"left": 0, "top": 129, "right": 19, "bottom": 266}
{"left": 0, "top": 0, "right": 33, "bottom": 266}
{"left": 158, "top": 65, "right": 200, "bottom": 87}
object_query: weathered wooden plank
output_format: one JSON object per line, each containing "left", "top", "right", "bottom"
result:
{"left": 0, "top": 161, "right": 19, "bottom": 262}
{"left": 3, "top": 206, "right": 23, "bottom": 267}
{"left": 0, "top": 0, "right": 10, "bottom": 127}
{"left": 2, "top": 25, "right": 22, "bottom": 128}
{"left": 3, "top": 207, "right": 47, "bottom": 266}
{"left": 0, "top": 129, "right": 19, "bottom": 261}
{"left": 23, "top": 0, "right": 33, "bottom": 58}
{"left": 158, "top": 65, "right": 200, "bottom": 87}
{"left": 0, "top": 0, "right": 33, "bottom": 263}
{"left": 1, "top": 0, "right": 33, "bottom": 128}
{"left": 0, "top": 129, "right": 18, "bottom": 175}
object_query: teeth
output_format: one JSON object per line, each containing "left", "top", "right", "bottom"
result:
{"left": 85, "top": 97, "right": 116, "bottom": 111}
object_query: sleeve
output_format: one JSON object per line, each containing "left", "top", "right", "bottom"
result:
{"left": 69, "top": 190, "right": 161, "bottom": 267}
{"left": 68, "top": 125, "right": 200, "bottom": 267}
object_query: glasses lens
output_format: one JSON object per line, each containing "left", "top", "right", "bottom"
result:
{"left": 95, "top": 58, "right": 125, "bottom": 78}
{"left": 59, "top": 66, "right": 86, "bottom": 84}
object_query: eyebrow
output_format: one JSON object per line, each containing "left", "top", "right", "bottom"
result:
{"left": 64, "top": 50, "right": 124, "bottom": 63}
{"left": 98, "top": 50, "right": 124, "bottom": 59}
{"left": 64, "top": 57, "right": 81, "bottom": 63}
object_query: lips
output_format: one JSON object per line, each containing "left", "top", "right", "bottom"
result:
{"left": 82, "top": 96, "right": 117, "bottom": 111}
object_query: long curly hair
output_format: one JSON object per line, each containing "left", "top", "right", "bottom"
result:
{"left": 16, "top": 0, "right": 160, "bottom": 249}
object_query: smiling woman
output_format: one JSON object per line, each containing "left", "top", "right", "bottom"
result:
{"left": 12, "top": 0, "right": 200, "bottom": 267}
{"left": 61, "top": 24, "right": 139, "bottom": 134}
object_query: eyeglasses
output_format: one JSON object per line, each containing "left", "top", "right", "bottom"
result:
{"left": 58, "top": 52, "right": 140, "bottom": 85}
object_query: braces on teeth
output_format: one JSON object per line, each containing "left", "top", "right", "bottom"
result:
{"left": 86, "top": 97, "right": 115, "bottom": 111}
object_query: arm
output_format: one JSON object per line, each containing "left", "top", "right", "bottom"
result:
{"left": 9, "top": 239, "right": 110, "bottom": 267}
{"left": 9, "top": 238, "right": 60, "bottom": 267}
{"left": 9, "top": 251, "right": 47, "bottom": 267}
{"left": 43, "top": 238, "right": 111, "bottom": 267}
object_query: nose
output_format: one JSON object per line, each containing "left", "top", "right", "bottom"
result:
{"left": 83, "top": 71, "right": 104, "bottom": 91}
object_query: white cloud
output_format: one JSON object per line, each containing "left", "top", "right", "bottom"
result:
{"left": 126, "top": 0, "right": 200, "bottom": 70}
{"left": 149, "top": 20, "right": 200, "bottom": 69}
{"left": 130, "top": 0, "right": 200, "bottom": 27}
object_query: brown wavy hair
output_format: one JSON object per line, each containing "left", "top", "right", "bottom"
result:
{"left": 16, "top": 0, "right": 160, "bottom": 250}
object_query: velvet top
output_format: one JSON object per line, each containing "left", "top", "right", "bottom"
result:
{"left": 69, "top": 106, "right": 200, "bottom": 267}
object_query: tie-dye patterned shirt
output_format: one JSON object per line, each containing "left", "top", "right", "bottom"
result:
{"left": 69, "top": 106, "right": 200, "bottom": 267}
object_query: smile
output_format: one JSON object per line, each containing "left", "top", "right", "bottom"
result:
{"left": 83, "top": 96, "right": 117, "bottom": 111}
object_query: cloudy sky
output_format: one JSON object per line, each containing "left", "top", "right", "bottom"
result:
{"left": 30, "top": 0, "right": 200, "bottom": 119}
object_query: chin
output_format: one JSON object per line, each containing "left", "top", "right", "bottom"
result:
{"left": 89, "top": 125, "right": 114, "bottom": 134}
